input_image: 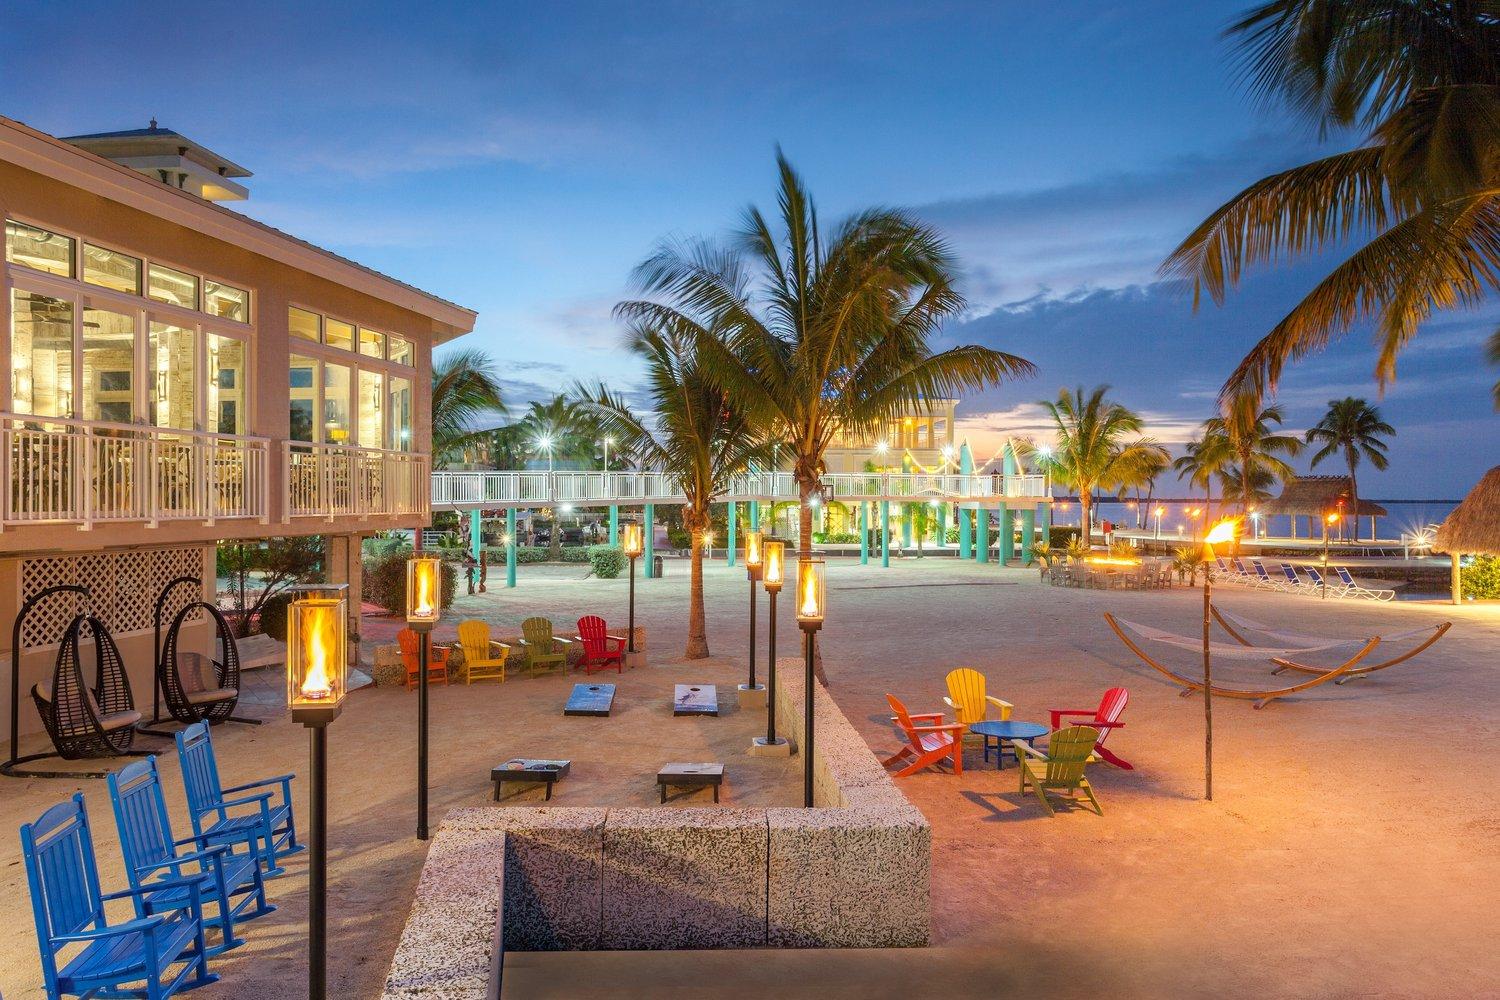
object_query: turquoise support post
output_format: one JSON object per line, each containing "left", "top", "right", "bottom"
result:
{"left": 976, "top": 508, "right": 989, "bottom": 563}
{"left": 1020, "top": 508, "right": 1036, "bottom": 566}
{"left": 902, "top": 505, "right": 913, "bottom": 548}
{"left": 749, "top": 500, "right": 760, "bottom": 531}
{"left": 1037, "top": 503, "right": 1052, "bottom": 549}
{"left": 506, "top": 507, "right": 518, "bottom": 588}
{"left": 937, "top": 503, "right": 948, "bottom": 548}
{"left": 644, "top": 504, "right": 656, "bottom": 578}
{"left": 958, "top": 442, "right": 974, "bottom": 558}
{"left": 608, "top": 505, "right": 619, "bottom": 546}
{"left": 469, "top": 508, "right": 482, "bottom": 561}
{"left": 726, "top": 502, "right": 737, "bottom": 567}
{"left": 880, "top": 500, "right": 891, "bottom": 568}
{"left": 859, "top": 502, "right": 870, "bottom": 565}
{"left": 997, "top": 504, "right": 1013, "bottom": 566}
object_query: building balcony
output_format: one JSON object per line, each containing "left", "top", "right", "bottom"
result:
{"left": 284, "top": 442, "right": 429, "bottom": 521}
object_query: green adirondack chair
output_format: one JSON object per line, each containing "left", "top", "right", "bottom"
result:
{"left": 519, "top": 617, "right": 570, "bottom": 677}
{"left": 1016, "top": 725, "right": 1102, "bottom": 816}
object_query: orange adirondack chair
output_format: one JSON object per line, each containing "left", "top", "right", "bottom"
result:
{"left": 575, "top": 615, "right": 626, "bottom": 675}
{"left": 1049, "top": 686, "right": 1132, "bottom": 770}
{"left": 881, "top": 694, "right": 965, "bottom": 777}
{"left": 399, "top": 627, "right": 449, "bottom": 691}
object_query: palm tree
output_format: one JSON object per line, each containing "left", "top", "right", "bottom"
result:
{"left": 617, "top": 152, "right": 1033, "bottom": 570}
{"left": 430, "top": 349, "right": 506, "bottom": 468}
{"left": 1173, "top": 423, "right": 1234, "bottom": 518}
{"left": 1162, "top": 1, "right": 1500, "bottom": 407}
{"left": 1124, "top": 448, "right": 1170, "bottom": 528}
{"left": 516, "top": 395, "right": 590, "bottom": 467}
{"left": 1210, "top": 399, "right": 1303, "bottom": 516}
{"left": 1034, "top": 386, "right": 1168, "bottom": 548}
{"left": 574, "top": 322, "right": 766, "bottom": 659}
{"left": 1305, "top": 397, "right": 1396, "bottom": 541}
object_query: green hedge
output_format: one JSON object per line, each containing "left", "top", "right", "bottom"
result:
{"left": 588, "top": 545, "right": 627, "bottom": 578}
{"left": 483, "top": 546, "right": 591, "bottom": 565}
{"left": 1461, "top": 555, "right": 1500, "bottom": 600}
{"left": 363, "top": 551, "right": 458, "bottom": 615}
{"left": 1048, "top": 525, "right": 1081, "bottom": 547}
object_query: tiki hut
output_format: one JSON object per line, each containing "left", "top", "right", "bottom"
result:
{"left": 1262, "top": 476, "right": 1388, "bottom": 540}
{"left": 1434, "top": 466, "right": 1500, "bottom": 604}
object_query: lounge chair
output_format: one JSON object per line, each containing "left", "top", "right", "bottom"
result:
{"left": 518, "top": 617, "right": 571, "bottom": 677}
{"left": 881, "top": 694, "right": 964, "bottom": 777}
{"left": 1278, "top": 563, "right": 1318, "bottom": 596}
{"left": 1016, "top": 726, "right": 1102, "bottom": 816}
{"left": 1049, "top": 687, "right": 1132, "bottom": 769}
{"left": 942, "top": 668, "right": 1013, "bottom": 741}
{"left": 175, "top": 723, "right": 302, "bottom": 878}
{"left": 1335, "top": 566, "right": 1396, "bottom": 602}
{"left": 454, "top": 620, "right": 509, "bottom": 684}
{"left": 399, "top": 627, "right": 450, "bottom": 690}
{"left": 1303, "top": 565, "right": 1339, "bottom": 596}
{"left": 1230, "top": 558, "right": 1257, "bottom": 585}
{"left": 575, "top": 615, "right": 626, "bottom": 674}
{"left": 1250, "top": 560, "right": 1287, "bottom": 591}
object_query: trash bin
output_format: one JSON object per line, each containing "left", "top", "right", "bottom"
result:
{"left": 652, "top": 555, "right": 664, "bottom": 577}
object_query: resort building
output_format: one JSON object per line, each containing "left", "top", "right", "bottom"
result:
{"left": 822, "top": 397, "right": 957, "bottom": 474}
{"left": 0, "top": 115, "right": 476, "bottom": 737}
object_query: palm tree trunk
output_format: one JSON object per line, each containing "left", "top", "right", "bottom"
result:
{"left": 684, "top": 511, "right": 709, "bottom": 659}
{"left": 1347, "top": 455, "right": 1360, "bottom": 542}
{"left": 1080, "top": 490, "right": 1093, "bottom": 548}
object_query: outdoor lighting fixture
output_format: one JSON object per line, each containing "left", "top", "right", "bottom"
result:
{"left": 622, "top": 523, "right": 643, "bottom": 653}
{"left": 758, "top": 540, "right": 789, "bottom": 752}
{"left": 405, "top": 555, "right": 442, "bottom": 842}
{"left": 286, "top": 585, "right": 348, "bottom": 1000}
{"left": 1199, "top": 517, "right": 1240, "bottom": 803}
{"left": 796, "top": 557, "right": 826, "bottom": 808}
{"left": 743, "top": 531, "right": 764, "bottom": 695}
{"left": 1154, "top": 506, "right": 1165, "bottom": 539}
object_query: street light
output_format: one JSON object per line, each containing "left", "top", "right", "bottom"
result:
{"left": 756, "top": 540, "right": 789, "bottom": 752}
{"left": 1200, "top": 517, "right": 1239, "bottom": 803}
{"left": 602, "top": 435, "right": 613, "bottom": 471}
{"left": 405, "top": 554, "right": 441, "bottom": 841}
{"left": 622, "top": 523, "right": 643, "bottom": 653}
{"left": 286, "top": 585, "right": 349, "bottom": 1000}
{"left": 537, "top": 435, "right": 555, "bottom": 472}
{"left": 1322, "top": 512, "right": 1340, "bottom": 599}
{"left": 796, "top": 557, "right": 825, "bottom": 808}
{"left": 1154, "top": 505, "right": 1165, "bottom": 539}
{"left": 742, "top": 531, "right": 764, "bottom": 696}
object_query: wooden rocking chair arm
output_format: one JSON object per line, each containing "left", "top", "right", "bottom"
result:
{"left": 491, "top": 641, "right": 511, "bottom": 653}
{"left": 223, "top": 774, "right": 294, "bottom": 796}
{"left": 136, "top": 844, "right": 229, "bottom": 876}
{"left": 908, "top": 712, "right": 946, "bottom": 723}
{"left": 54, "top": 915, "right": 166, "bottom": 943}
{"left": 216, "top": 791, "right": 275, "bottom": 811}
{"left": 104, "top": 876, "right": 205, "bottom": 908}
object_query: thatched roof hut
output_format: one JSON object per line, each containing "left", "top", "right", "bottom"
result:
{"left": 1262, "top": 476, "right": 1387, "bottom": 517}
{"left": 1434, "top": 465, "right": 1500, "bottom": 603}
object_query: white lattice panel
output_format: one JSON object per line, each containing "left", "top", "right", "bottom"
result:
{"left": 19, "top": 546, "right": 206, "bottom": 649}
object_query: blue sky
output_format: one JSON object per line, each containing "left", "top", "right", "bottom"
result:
{"left": 4, "top": 1, "right": 1493, "bottom": 496}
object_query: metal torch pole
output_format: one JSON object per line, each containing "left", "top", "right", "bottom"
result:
{"left": 628, "top": 555, "right": 637, "bottom": 652}
{"left": 747, "top": 576, "right": 758, "bottom": 689}
{"left": 414, "top": 622, "right": 432, "bottom": 841}
{"left": 308, "top": 722, "right": 329, "bottom": 1000}
{"left": 1202, "top": 563, "right": 1213, "bottom": 802}
{"left": 803, "top": 625, "right": 817, "bottom": 807}
{"left": 766, "top": 589, "right": 778, "bottom": 745}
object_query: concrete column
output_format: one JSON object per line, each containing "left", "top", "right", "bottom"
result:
{"left": 325, "top": 533, "right": 364, "bottom": 665}
{"left": 958, "top": 442, "right": 974, "bottom": 558}
{"left": 997, "top": 503, "right": 1012, "bottom": 566}
{"left": 506, "top": 508, "right": 518, "bottom": 588}
{"left": 726, "top": 501, "right": 737, "bottom": 567}
{"left": 859, "top": 501, "right": 870, "bottom": 565}
{"left": 608, "top": 505, "right": 619, "bottom": 546}
{"left": 937, "top": 503, "right": 948, "bottom": 547}
{"left": 880, "top": 500, "right": 890, "bottom": 568}
{"left": 902, "top": 504, "right": 913, "bottom": 548}
{"left": 1020, "top": 508, "right": 1036, "bottom": 566}
{"left": 644, "top": 504, "right": 656, "bottom": 578}
{"left": 976, "top": 508, "right": 989, "bottom": 563}
{"left": 749, "top": 500, "right": 760, "bottom": 531}
{"left": 1037, "top": 504, "right": 1052, "bottom": 548}
{"left": 469, "top": 508, "right": 482, "bottom": 561}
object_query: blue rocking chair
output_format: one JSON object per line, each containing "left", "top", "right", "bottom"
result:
{"left": 21, "top": 794, "right": 218, "bottom": 1000}
{"left": 175, "top": 722, "right": 302, "bottom": 876}
{"left": 109, "top": 757, "right": 276, "bottom": 955}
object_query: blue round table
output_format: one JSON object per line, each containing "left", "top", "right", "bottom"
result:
{"left": 969, "top": 720, "right": 1049, "bottom": 769}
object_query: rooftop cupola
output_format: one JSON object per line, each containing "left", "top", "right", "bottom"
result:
{"left": 61, "top": 119, "right": 252, "bottom": 201}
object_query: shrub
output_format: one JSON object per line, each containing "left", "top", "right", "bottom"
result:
{"left": 1109, "top": 539, "right": 1136, "bottom": 559}
{"left": 588, "top": 545, "right": 626, "bottom": 578}
{"left": 817, "top": 531, "right": 860, "bottom": 544}
{"left": 483, "top": 546, "right": 590, "bottom": 565}
{"left": 1048, "top": 525, "right": 1081, "bottom": 548}
{"left": 363, "top": 551, "right": 457, "bottom": 615}
{"left": 1461, "top": 555, "right": 1500, "bottom": 600}
{"left": 667, "top": 527, "right": 692, "bottom": 549}
{"left": 259, "top": 592, "right": 294, "bottom": 641}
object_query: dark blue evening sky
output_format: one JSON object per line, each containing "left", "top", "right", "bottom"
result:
{"left": 3, "top": 1, "right": 1493, "bottom": 495}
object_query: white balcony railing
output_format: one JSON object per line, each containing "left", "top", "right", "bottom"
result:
{"left": 284, "top": 443, "right": 429, "bottom": 520}
{"left": 2, "top": 413, "right": 269, "bottom": 529}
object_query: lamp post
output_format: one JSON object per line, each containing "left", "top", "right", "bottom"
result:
{"left": 1154, "top": 505, "right": 1165, "bottom": 540}
{"left": 286, "top": 585, "right": 349, "bottom": 1000}
{"left": 795, "top": 557, "right": 825, "bottom": 808}
{"left": 622, "top": 523, "right": 643, "bottom": 654}
{"left": 755, "top": 540, "right": 789, "bottom": 752}
{"left": 1201, "top": 518, "right": 1238, "bottom": 802}
{"left": 741, "top": 531, "right": 764, "bottom": 696}
{"left": 405, "top": 555, "right": 441, "bottom": 841}
{"left": 602, "top": 436, "right": 612, "bottom": 471}
{"left": 1322, "top": 512, "right": 1339, "bottom": 599}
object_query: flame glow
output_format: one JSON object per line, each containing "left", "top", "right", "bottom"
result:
{"left": 764, "top": 542, "right": 784, "bottom": 585}
{"left": 745, "top": 531, "right": 762, "bottom": 567}
{"left": 299, "top": 604, "right": 336, "bottom": 700}
{"left": 1204, "top": 518, "right": 1240, "bottom": 546}
{"left": 799, "top": 567, "right": 820, "bottom": 618}
{"left": 411, "top": 561, "right": 438, "bottom": 619}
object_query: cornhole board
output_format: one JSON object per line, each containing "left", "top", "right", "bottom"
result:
{"left": 657, "top": 762, "right": 724, "bottom": 803}
{"left": 564, "top": 683, "right": 616, "bottom": 717}
{"left": 673, "top": 684, "right": 718, "bottom": 717}
{"left": 491, "top": 758, "right": 571, "bottom": 801}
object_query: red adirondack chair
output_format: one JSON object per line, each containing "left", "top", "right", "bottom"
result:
{"left": 575, "top": 615, "right": 626, "bottom": 674}
{"left": 881, "top": 694, "right": 965, "bottom": 777}
{"left": 399, "top": 627, "right": 450, "bottom": 691}
{"left": 1049, "top": 686, "right": 1132, "bottom": 769}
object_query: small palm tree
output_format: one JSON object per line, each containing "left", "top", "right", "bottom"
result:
{"left": 431, "top": 349, "right": 506, "bottom": 468}
{"left": 618, "top": 152, "right": 1034, "bottom": 570}
{"left": 1305, "top": 397, "right": 1396, "bottom": 541}
{"left": 1173, "top": 425, "right": 1234, "bottom": 514}
{"left": 1033, "top": 386, "right": 1168, "bottom": 548}
{"left": 1211, "top": 399, "right": 1303, "bottom": 516}
{"left": 574, "top": 322, "right": 766, "bottom": 660}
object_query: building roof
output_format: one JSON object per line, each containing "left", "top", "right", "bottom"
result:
{"left": 1261, "top": 476, "right": 1387, "bottom": 518}
{"left": 1435, "top": 466, "right": 1500, "bottom": 556}
{"left": 62, "top": 121, "right": 253, "bottom": 178}
{"left": 1, "top": 115, "right": 475, "bottom": 338}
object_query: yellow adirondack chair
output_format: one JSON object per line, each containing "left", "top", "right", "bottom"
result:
{"left": 1016, "top": 725, "right": 1102, "bottom": 816}
{"left": 455, "top": 620, "right": 510, "bottom": 684}
{"left": 943, "top": 669, "right": 1013, "bottom": 744}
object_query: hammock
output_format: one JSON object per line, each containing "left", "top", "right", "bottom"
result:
{"left": 1103, "top": 614, "right": 1381, "bottom": 709}
{"left": 1210, "top": 605, "right": 1451, "bottom": 683}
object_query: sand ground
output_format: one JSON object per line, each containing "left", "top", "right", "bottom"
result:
{"left": 1, "top": 556, "right": 1496, "bottom": 999}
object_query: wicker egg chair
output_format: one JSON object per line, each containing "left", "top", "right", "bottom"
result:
{"left": 32, "top": 613, "right": 141, "bottom": 760}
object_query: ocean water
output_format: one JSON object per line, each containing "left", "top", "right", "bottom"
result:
{"left": 1051, "top": 499, "right": 1458, "bottom": 542}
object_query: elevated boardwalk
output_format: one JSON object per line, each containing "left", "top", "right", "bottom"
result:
{"left": 431, "top": 470, "right": 1050, "bottom": 511}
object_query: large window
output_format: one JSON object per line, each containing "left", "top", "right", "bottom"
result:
{"left": 149, "top": 322, "right": 196, "bottom": 429}
{"left": 289, "top": 307, "right": 320, "bottom": 342}
{"left": 290, "top": 355, "right": 318, "bottom": 442}
{"left": 325, "top": 318, "right": 354, "bottom": 351}
{"left": 208, "top": 334, "right": 246, "bottom": 435}
{"left": 359, "top": 327, "right": 386, "bottom": 359}
{"left": 386, "top": 376, "right": 412, "bottom": 451}
{"left": 204, "top": 281, "right": 248, "bottom": 322}
{"left": 323, "top": 362, "right": 352, "bottom": 444}
{"left": 148, "top": 264, "right": 199, "bottom": 310}
{"left": 11, "top": 289, "right": 74, "bottom": 417}
{"left": 358, "top": 370, "right": 384, "bottom": 447}
{"left": 83, "top": 244, "right": 142, "bottom": 294}
{"left": 287, "top": 306, "right": 418, "bottom": 450}
{"left": 388, "top": 337, "right": 413, "bottom": 366}
{"left": 82, "top": 307, "right": 136, "bottom": 423}
{"left": 6, "top": 221, "right": 74, "bottom": 277}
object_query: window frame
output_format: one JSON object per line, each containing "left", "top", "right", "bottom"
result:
{"left": 285, "top": 301, "right": 422, "bottom": 451}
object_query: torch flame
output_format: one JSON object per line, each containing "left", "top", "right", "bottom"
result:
{"left": 799, "top": 568, "right": 820, "bottom": 617}
{"left": 413, "top": 562, "right": 437, "bottom": 618}
{"left": 1204, "top": 518, "right": 1240, "bottom": 546}
{"left": 300, "top": 604, "right": 335, "bottom": 700}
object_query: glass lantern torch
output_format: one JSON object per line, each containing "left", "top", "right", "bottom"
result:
{"left": 796, "top": 557, "right": 826, "bottom": 808}
{"left": 763, "top": 539, "right": 785, "bottom": 595}
{"left": 287, "top": 587, "right": 348, "bottom": 726}
{"left": 742, "top": 530, "right": 765, "bottom": 693}
{"left": 405, "top": 554, "right": 442, "bottom": 633}
{"left": 795, "top": 558, "right": 826, "bottom": 633}
{"left": 622, "top": 523, "right": 643, "bottom": 652}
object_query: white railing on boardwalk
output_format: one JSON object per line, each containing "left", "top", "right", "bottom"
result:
{"left": 430, "top": 470, "right": 1051, "bottom": 508}
{"left": 2, "top": 413, "right": 269, "bottom": 528}
{"left": 284, "top": 443, "right": 429, "bottom": 520}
